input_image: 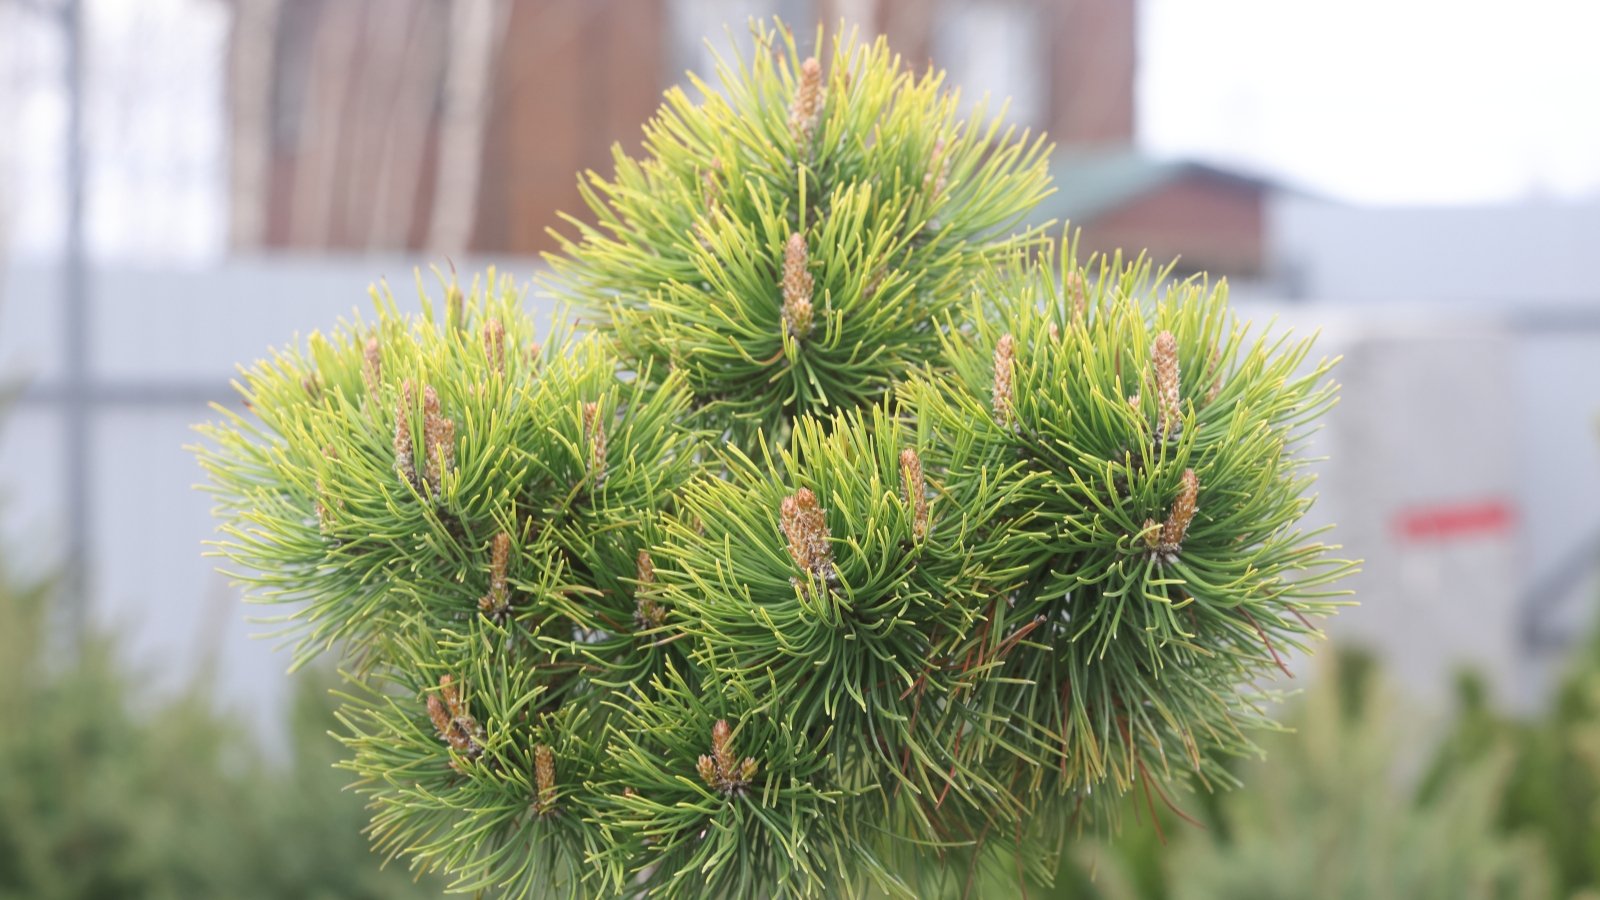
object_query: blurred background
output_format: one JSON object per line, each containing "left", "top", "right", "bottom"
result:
{"left": 1, "top": 0, "right": 1598, "bottom": 896}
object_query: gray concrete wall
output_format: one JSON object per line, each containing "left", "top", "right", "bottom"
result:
{"left": 0, "top": 255, "right": 551, "bottom": 740}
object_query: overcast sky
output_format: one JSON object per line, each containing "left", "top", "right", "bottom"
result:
{"left": 1141, "top": 0, "right": 1600, "bottom": 204}
{"left": 3, "top": 0, "right": 1599, "bottom": 262}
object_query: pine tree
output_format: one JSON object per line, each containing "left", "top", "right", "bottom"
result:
{"left": 195, "top": 20, "right": 1352, "bottom": 899}
{"left": 548, "top": 22, "right": 1051, "bottom": 449}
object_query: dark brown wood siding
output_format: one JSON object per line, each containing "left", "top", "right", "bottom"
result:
{"left": 1080, "top": 175, "right": 1265, "bottom": 278}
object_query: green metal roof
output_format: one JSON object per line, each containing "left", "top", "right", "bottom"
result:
{"left": 1030, "top": 147, "right": 1279, "bottom": 226}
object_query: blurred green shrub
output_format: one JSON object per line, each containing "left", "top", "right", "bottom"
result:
{"left": 1425, "top": 634, "right": 1600, "bottom": 898}
{"left": 1157, "top": 652, "right": 1552, "bottom": 900}
{"left": 0, "top": 565, "right": 444, "bottom": 900}
{"left": 998, "top": 649, "right": 1562, "bottom": 900}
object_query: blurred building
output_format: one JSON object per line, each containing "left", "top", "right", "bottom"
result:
{"left": 1037, "top": 150, "right": 1278, "bottom": 278}
{"left": 223, "top": 0, "right": 1140, "bottom": 255}
{"left": 225, "top": 0, "right": 669, "bottom": 254}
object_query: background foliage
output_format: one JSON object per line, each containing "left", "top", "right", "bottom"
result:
{"left": 1002, "top": 637, "right": 1600, "bottom": 900}
{"left": 0, "top": 561, "right": 445, "bottom": 900}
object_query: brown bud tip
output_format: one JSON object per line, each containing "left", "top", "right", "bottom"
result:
{"left": 490, "top": 533, "right": 510, "bottom": 587}
{"left": 636, "top": 549, "right": 656, "bottom": 586}
{"left": 711, "top": 719, "right": 735, "bottom": 774}
{"left": 582, "top": 402, "right": 607, "bottom": 488}
{"left": 433, "top": 675, "right": 483, "bottom": 759}
{"left": 899, "top": 449, "right": 928, "bottom": 541}
{"left": 426, "top": 693, "right": 451, "bottom": 737}
{"left": 534, "top": 743, "right": 557, "bottom": 814}
{"left": 481, "top": 532, "right": 511, "bottom": 620}
{"left": 781, "top": 232, "right": 815, "bottom": 340}
{"left": 439, "top": 674, "right": 460, "bottom": 714}
{"left": 1153, "top": 331, "right": 1182, "bottom": 439}
{"left": 993, "top": 334, "right": 1016, "bottom": 427}
{"left": 422, "top": 385, "right": 455, "bottom": 495}
{"left": 633, "top": 549, "right": 666, "bottom": 630}
{"left": 696, "top": 754, "right": 719, "bottom": 789}
{"left": 780, "top": 488, "right": 834, "bottom": 579}
{"left": 1066, "top": 272, "right": 1087, "bottom": 321}
{"left": 790, "top": 57, "right": 824, "bottom": 148}
{"left": 699, "top": 720, "right": 758, "bottom": 795}
{"left": 394, "top": 380, "right": 417, "bottom": 489}
{"left": 1162, "top": 468, "right": 1200, "bottom": 550}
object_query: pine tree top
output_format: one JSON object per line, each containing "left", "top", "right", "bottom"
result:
{"left": 193, "top": 19, "right": 1353, "bottom": 900}
{"left": 547, "top": 20, "right": 1053, "bottom": 452}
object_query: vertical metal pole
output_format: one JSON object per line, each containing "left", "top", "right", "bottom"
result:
{"left": 61, "top": 0, "right": 91, "bottom": 645}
